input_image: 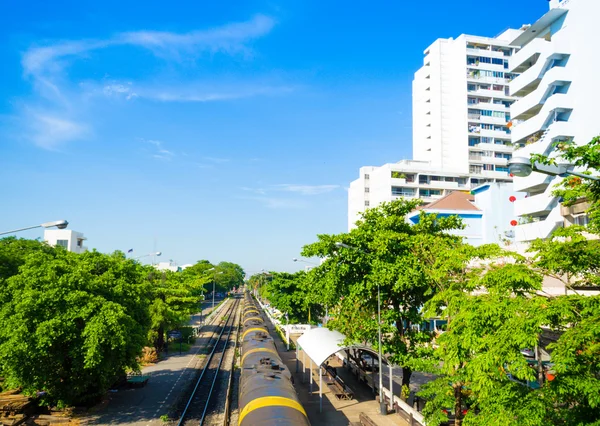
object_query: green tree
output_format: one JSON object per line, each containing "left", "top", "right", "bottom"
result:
{"left": 0, "top": 237, "right": 54, "bottom": 281}
{"left": 147, "top": 267, "right": 209, "bottom": 352}
{"left": 420, "top": 262, "right": 548, "bottom": 426}
{"left": 301, "top": 199, "right": 469, "bottom": 391}
{"left": 531, "top": 135, "right": 600, "bottom": 231}
{"left": 263, "top": 271, "right": 322, "bottom": 324}
{"left": 0, "top": 249, "right": 151, "bottom": 406}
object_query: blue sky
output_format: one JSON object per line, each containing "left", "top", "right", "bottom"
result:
{"left": 0, "top": 0, "right": 548, "bottom": 273}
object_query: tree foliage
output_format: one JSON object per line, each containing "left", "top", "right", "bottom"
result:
{"left": 0, "top": 247, "right": 150, "bottom": 406}
{"left": 260, "top": 271, "right": 322, "bottom": 324}
{"left": 531, "top": 135, "right": 600, "bottom": 232}
{"left": 301, "top": 199, "right": 476, "bottom": 390}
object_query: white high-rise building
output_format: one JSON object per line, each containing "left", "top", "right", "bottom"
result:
{"left": 509, "top": 0, "right": 600, "bottom": 243}
{"left": 349, "top": 30, "right": 522, "bottom": 230}
{"left": 413, "top": 32, "right": 520, "bottom": 175}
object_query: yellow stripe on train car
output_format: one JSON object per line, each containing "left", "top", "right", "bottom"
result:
{"left": 242, "top": 327, "right": 268, "bottom": 340}
{"left": 240, "top": 347, "right": 278, "bottom": 364}
{"left": 238, "top": 396, "right": 307, "bottom": 425}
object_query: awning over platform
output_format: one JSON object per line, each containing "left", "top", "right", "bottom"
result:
{"left": 297, "top": 327, "right": 378, "bottom": 367}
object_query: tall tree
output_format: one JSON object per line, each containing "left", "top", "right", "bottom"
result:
{"left": 0, "top": 249, "right": 151, "bottom": 406}
{"left": 147, "top": 267, "right": 209, "bottom": 352}
{"left": 301, "top": 199, "right": 470, "bottom": 391}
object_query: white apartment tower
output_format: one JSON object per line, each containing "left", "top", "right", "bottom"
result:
{"left": 509, "top": 0, "right": 600, "bottom": 243}
{"left": 349, "top": 31, "right": 521, "bottom": 229}
{"left": 413, "top": 32, "right": 520, "bottom": 175}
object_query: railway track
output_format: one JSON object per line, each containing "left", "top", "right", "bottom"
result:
{"left": 177, "top": 296, "right": 241, "bottom": 426}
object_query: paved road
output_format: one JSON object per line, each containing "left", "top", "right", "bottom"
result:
{"left": 84, "top": 298, "right": 227, "bottom": 426}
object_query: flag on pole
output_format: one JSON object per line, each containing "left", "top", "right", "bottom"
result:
{"left": 127, "top": 248, "right": 133, "bottom": 253}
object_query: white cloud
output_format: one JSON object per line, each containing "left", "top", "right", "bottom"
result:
{"left": 22, "top": 15, "right": 275, "bottom": 81}
{"left": 30, "top": 114, "right": 87, "bottom": 150}
{"left": 141, "top": 138, "right": 175, "bottom": 160}
{"left": 18, "top": 14, "right": 281, "bottom": 149}
{"left": 240, "top": 196, "right": 307, "bottom": 209}
{"left": 272, "top": 184, "right": 340, "bottom": 195}
{"left": 103, "top": 83, "right": 138, "bottom": 100}
{"left": 203, "top": 156, "right": 230, "bottom": 163}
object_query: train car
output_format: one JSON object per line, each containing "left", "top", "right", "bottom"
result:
{"left": 238, "top": 293, "right": 310, "bottom": 426}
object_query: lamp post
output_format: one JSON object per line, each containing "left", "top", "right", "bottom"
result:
{"left": 207, "top": 268, "right": 224, "bottom": 310}
{"left": 508, "top": 157, "right": 600, "bottom": 181}
{"left": 134, "top": 251, "right": 162, "bottom": 263}
{"left": 0, "top": 220, "right": 69, "bottom": 236}
{"left": 335, "top": 242, "right": 387, "bottom": 415}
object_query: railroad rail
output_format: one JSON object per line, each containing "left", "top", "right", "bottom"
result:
{"left": 177, "top": 296, "right": 241, "bottom": 426}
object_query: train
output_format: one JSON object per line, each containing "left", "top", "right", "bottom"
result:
{"left": 238, "top": 293, "right": 310, "bottom": 426}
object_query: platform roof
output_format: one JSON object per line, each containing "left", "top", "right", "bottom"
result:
{"left": 297, "top": 327, "right": 388, "bottom": 367}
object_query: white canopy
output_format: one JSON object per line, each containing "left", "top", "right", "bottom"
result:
{"left": 297, "top": 327, "right": 380, "bottom": 367}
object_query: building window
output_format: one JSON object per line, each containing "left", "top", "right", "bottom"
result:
{"left": 493, "top": 84, "right": 504, "bottom": 91}
{"left": 77, "top": 239, "right": 83, "bottom": 247}
{"left": 365, "top": 201, "right": 370, "bottom": 207}
{"left": 56, "top": 240, "right": 68, "bottom": 248}
{"left": 365, "top": 187, "right": 370, "bottom": 193}
{"left": 364, "top": 174, "right": 370, "bottom": 180}
{"left": 484, "top": 164, "right": 494, "bottom": 171}
{"left": 391, "top": 187, "right": 416, "bottom": 197}
{"left": 470, "top": 165, "right": 483, "bottom": 174}
{"left": 574, "top": 215, "right": 590, "bottom": 226}
{"left": 496, "top": 166, "right": 509, "bottom": 172}
{"left": 421, "top": 189, "right": 442, "bottom": 197}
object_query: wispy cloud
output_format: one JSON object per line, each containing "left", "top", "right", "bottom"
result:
{"left": 241, "top": 184, "right": 341, "bottom": 196}
{"left": 239, "top": 196, "right": 308, "bottom": 209}
{"left": 18, "top": 15, "right": 280, "bottom": 149}
{"left": 203, "top": 156, "right": 230, "bottom": 164}
{"left": 272, "top": 184, "right": 340, "bottom": 195}
{"left": 22, "top": 15, "right": 275, "bottom": 81}
{"left": 29, "top": 113, "right": 88, "bottom": 150}
{"left": 142, "top": 139, "right": 175, "bottom": 160}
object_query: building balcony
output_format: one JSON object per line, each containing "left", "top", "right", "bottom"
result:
{"left": 471, "top": 128, "right": 511, "bottom": 140}
{"left": 510, "top": 39, "right": 569, "bottom": 94}
{"left": 510, "top": 93, "right": 573, "bottom": 145}
{"left": 481, "top": 169, "right": 511, "bottom": 179}
{"left": 511, "top": 66, "right": 570, "bottom": 120}
{"left": 513, "top": 120, "right": 574, "bottom": 158}
{"left": 509, "top": 38, "right": 551, "bottom": 73}
{"left": 467, "top": 47, "right": 506, "bottom": 59}
{"left": 514, "top": 208, "right": 563, "bottom": 243}
{"left": 513, "top": 188, "right": 559, "bottom": 217}
{"left": 466, "top": 74, "right": 509, "bottom": 86}
{"left": 513, "top": 171, "right": 554, "bottom": 194}
{"left": 390, "top": 177, "right": 418, "bottom": 186}
{"left": 474, "top": 142, "right": 513, "bottom": 153}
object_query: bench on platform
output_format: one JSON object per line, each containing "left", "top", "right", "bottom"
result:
{"left": 126, "top": 372, "right": 149, "bottom": 388}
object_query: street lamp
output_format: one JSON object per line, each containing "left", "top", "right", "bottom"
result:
{"left": 134, "top": 251, "right": 162, "bottom": 261}
{"left": 293, "top": 258, "right": 319, "bottom": 266}
{"left": 207, "top": 268, "right": 224, "bottom": 310}
{"left": 335, "top": 242, "right": 387, "bottom": 415}
{"left": 508, "top": 157, "right": 600, "bottom": 181}
{"left": 0, "top": 219, "right": 69, "bottom": 236}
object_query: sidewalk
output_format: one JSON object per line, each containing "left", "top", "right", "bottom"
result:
{"left": 82, "top": 299, "right": 229, "bottom": 426}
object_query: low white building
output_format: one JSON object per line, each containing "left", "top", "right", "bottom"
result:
{"left": 405, "top": 183, "right": 523, "bottom": 246}
{"left": 44, "top": 229, "right": 88, "bottom": 254}
{"left": 509, "top": 0, "right": 600, "bottom": 243}
{"left": 348, "top": 160, "right": 511, "bottom": 230}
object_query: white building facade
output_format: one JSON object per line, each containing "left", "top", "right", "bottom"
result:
{"left": 44, "top": 229, "right": 88, "bottom": 254}
{"left": 405, "top": 183, "right": 524, "bottom": 246}
{"left": 509, "top": 0, "right": 600, "bottom": 243}
{"left": 413, "top": 32, "right": 521, "bottom": 176}
{"left": 349, "top": 31, "right": 522, "bottom": 230}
